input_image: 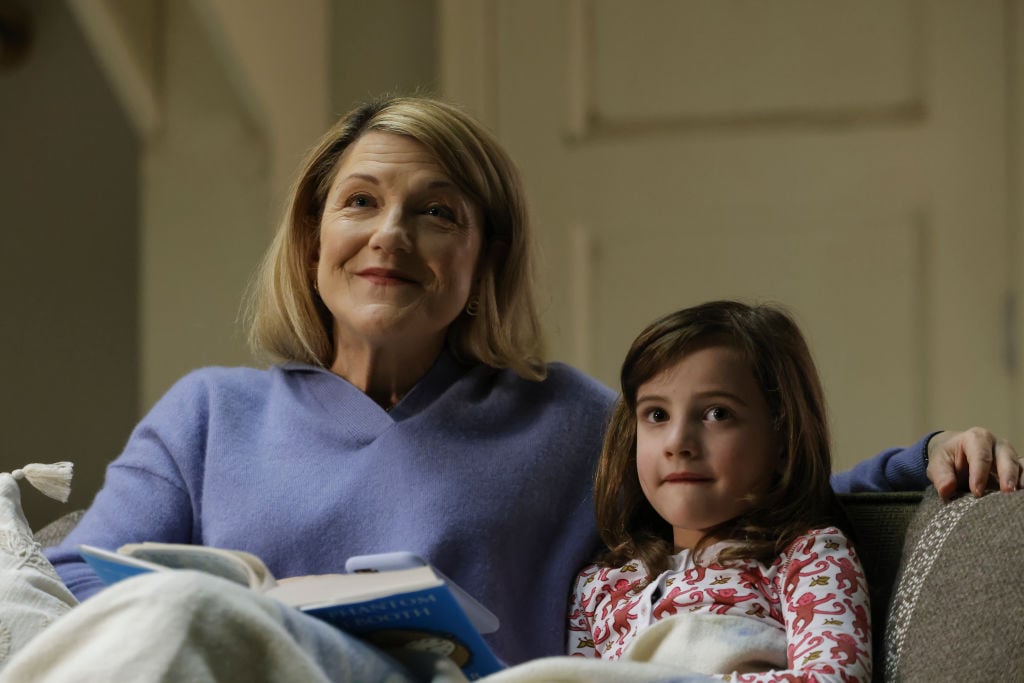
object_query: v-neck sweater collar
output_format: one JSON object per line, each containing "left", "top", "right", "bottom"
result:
{"left": 280, "top": 350, "right": 468, "bottom": 441}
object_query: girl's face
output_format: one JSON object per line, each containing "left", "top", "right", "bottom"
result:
{"left": 634, "top": 345, "right": 779, "bottom": 552}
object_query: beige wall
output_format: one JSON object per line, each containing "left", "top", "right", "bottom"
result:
{"left": 138, "top": 0, "right": 331, "bottom": 408}
{"left": 441, "top": 0, "right": 1024, "bottom": 470}
{"left": 0, "top": 0, "right": 138, "bottom": 527}
{"left": 138, "top": 0, "right": 271, "bottom": 410}
{"left": 330, "top": 1, "right": 438, "bottom": 114}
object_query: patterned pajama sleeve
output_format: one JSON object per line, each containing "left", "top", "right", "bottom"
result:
{"left": 566, "top": 567, "right": 600, "bottom": 658}
{"left": 731, "top": 529, "right": 872, "bottom": 683}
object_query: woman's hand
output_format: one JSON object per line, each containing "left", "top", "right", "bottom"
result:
{"left": 927, "top": 428, "right": 1022, "bottom": 498}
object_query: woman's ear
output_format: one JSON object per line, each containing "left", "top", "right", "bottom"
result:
{"left": 471, "top": 240, "right": 506, "bottom": 292}
{"left": 490, "top": 239, "right": 509, "bottom": 257}
{"left": 485, "top": 240, "right": 509, "bottom": 270}
{"left": 308, "top": 255, "right": 320, "bottom": 296}
{"left": 309, "top": 240, "right": 320, "bottom": 280}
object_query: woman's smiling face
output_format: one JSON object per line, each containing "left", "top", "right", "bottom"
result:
{"left": 315, "top": 131, "right": 484, "bottom": 366}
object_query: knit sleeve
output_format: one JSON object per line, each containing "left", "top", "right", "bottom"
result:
{"left": 566, "top": 565, "right": 601, "bottom": 658}
{"left": 44, "top": 371, "right": 212, "bottom": 600}
{"left": 830, "top": 433, "right": 933, "bottom": 493}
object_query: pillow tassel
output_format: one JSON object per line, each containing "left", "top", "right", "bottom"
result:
{"left": 11, "top": 462, "right": 74, "bottom": 503}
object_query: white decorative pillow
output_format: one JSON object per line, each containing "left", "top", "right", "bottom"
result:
{"left": 0, "top": 469, "right": 78, "bottom": 669}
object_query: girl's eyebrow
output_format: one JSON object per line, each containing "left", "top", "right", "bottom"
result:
{"left": 693, "top": 389, "right": 749, "bottom": 406}
{"left": 636, "top": 389, "right": 750, "bottom": 406}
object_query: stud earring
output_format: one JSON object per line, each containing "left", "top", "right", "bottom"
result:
{"left": 464, "top": 295, "right": 480, "bottom": 316}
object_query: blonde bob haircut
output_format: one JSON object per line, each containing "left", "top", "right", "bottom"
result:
{"left": 246, "top": 96, "right": 545, "bottom": 380}
{"left": 593, "top": 300, "right": 843, "bottom": 577}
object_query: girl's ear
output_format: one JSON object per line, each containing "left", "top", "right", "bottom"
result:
{"left": 774, "top": 452, "right": 787, "bottom": 476}
{"left": 772, "top": 424, "right": 787, "bottom": 473}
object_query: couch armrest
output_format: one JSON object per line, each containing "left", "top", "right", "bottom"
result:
{"left": 884, "top": 488, "right": 1024, "bottom": 680}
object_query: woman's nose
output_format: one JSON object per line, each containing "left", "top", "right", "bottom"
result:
{"left": 368, "top": 207, "right": 414, "bottom": 253}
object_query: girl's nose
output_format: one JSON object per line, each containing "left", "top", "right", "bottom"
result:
{"left": 368, "top": 207, "right": 414, "bottom": 253}
{"left": 665, "top": 420, "right": 698, "bottom": 459}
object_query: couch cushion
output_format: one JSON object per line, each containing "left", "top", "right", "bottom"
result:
{"left": 884, "top": 487, "right": 1024, "bottom": 681}
{"left": 837, "top": 492, "right": 921, "bottom": 682}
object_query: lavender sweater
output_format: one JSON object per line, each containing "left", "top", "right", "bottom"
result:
{"left": 47, "top": 352, "right": 929, "bottom": 664}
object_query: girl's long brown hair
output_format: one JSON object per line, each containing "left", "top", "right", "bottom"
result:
{"left": 594, "top": 300, "right": 842, "bottom": 578}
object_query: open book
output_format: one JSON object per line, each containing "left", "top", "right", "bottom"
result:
{"left": 78, "top": 543, "right": 504, "bottom": 680}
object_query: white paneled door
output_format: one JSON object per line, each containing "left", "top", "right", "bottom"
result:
{"left": 441, "top": 0, "right": 1018, "bottom": 470}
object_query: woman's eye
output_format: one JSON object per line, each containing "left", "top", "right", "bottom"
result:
{"left": 346, "top": 194, "right": 375, "bottom": 208}
{"left": 424, "top": 204, "right": 456, "bottom": 221}
{"left": 705, "top": 406, "right": 731, "bottom": 422}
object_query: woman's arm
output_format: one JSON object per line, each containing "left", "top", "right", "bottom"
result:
{"left": 925, "top": 428, "right": 1021, "bottom": 497}
{"left": 831, "top": 427, "right": 1022, "bottom": 497}
{"left": 44, "top": 372, "right": 209, "bottom": 600}
{"left": 45, "top": 465, "right": 193, "bottom": 600}
{"left": 830, "top": 434, "right": 931, "bottom": 494}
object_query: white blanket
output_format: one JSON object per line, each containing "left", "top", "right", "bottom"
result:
{"left": 476, "top": 613, "right": 788, "bottom": 683}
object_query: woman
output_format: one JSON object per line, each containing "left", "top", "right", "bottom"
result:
{"left": 14, "top": 96, "right": 1019, "bottom": 681}
{"left": 43, "top": 97, "right": 615, "bottom": 673}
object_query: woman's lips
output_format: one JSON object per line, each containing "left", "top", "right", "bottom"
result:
{"left": 356, "top": 268, "right": 418, "bottom": 286}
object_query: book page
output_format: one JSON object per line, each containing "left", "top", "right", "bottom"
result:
{"left": 266, "top": 565, "right": 442, "bottom": 609}
{"left": 117, "top": 543, "right": 276, "bottom": 591}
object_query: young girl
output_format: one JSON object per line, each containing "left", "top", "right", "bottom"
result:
{"left": 567, "top": 300, "right": 871, "bottom": 681}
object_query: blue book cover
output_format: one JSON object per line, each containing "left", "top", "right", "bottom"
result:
{"left": 79, "top": 545, "right": 164, "bottom": 585}
{"left": 305, "top": 583, "right": 505, "bottom": 679}
{"left": 78, "top": 544, "right": 504, "bottom": 679}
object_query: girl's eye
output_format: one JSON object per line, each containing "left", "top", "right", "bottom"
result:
{"left": 644, "top": 407, "right": 669, "bottom": 423}
{"left": 704, "top": 406, "right": 732, "bottom": 422}
{"left": 424, "top": 204, "right": 456, "bottom": 221}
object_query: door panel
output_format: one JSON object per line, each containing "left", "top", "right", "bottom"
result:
{"left": 442, "top": 0, "right": 1014, "bottom": 469}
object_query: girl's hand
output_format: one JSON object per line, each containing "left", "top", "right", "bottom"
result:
{"left": 926, "top": 428, "right": 1022, "bottom": 498}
